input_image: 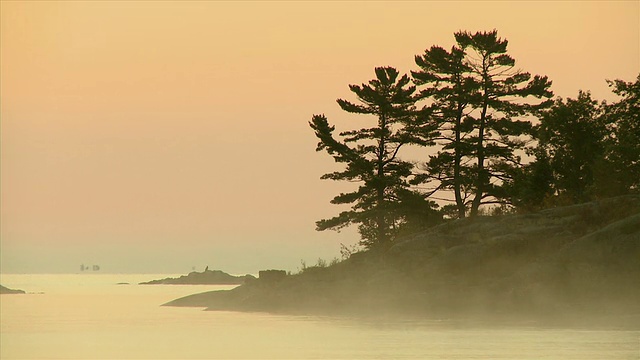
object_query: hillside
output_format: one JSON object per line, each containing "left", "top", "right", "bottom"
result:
{"left": 165, "top": 196, "right": 640, "bottom": 327}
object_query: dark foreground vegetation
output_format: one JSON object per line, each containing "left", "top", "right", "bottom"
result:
{"left": 310, "top": 29, "right": 639, "bottom": 250}
{"left": 166, "top": 196, "right": 640, "bottom": 328}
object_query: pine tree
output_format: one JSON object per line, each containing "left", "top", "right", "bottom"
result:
{"left": 411, "top": 30, "right": 553, "bottom": 217}
{"left": 454, "top": 30, "right": 553, "bottom": 216}
{"left": 603, "top": 75, "right": 640, "bottom": 193}
{"left": 412, "top": 44, "right": 477, "bottom": 218}
{"left": 310, "top": 67, "right": 439, "bottom": 249}
{"left": 514, "top": 76, "right": 640, "bottom": 208}
{"left": 535, "top": 91, "right": 607, "bottom": 203}
{"left": 508, "top": 148, "right": 555, "bottom": 211}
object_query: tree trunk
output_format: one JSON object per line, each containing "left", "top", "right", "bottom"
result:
{"left": 470, "top": 68, "right": 489, "bottom": 217}
{"left": 454, "top": 103, "right": 466, "bottom": 218}
{"left": 376, "top": 116, "right": 387, "bottom": 245}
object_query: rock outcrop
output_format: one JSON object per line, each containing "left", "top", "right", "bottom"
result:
{"left": 140, "top": 269, "right": 255, "bottom": 285}
{"left": 0, "top": 285, "right": 25, "bottom": 294}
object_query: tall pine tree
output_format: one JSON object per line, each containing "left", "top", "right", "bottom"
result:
{"left": 412, "top": 30, "right": 553, "bottom": 217}
{"left": 412, "top": 44, "right": 477, "bottom": 218}
{"left": 310, "top": 67, "right": 439, "bottom": 249}
{"left": 457, "top": 30, "right": 553, "bottom": 216}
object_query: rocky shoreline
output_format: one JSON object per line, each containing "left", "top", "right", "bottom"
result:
{"left": 0, "top": 285, "right": 25, "bottom": 294}
{"left": 140, "top": 269, "right": 255, "bottom": 285}
{"left": 165, "top": 196, "right": 640, "bottom": 328}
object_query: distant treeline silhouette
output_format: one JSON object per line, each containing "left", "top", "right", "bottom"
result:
{"left": 309, "top": 30, "right": 640, "bottom": 249}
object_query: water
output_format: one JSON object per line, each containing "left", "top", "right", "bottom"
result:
{"left": 1, "top": 274, "right": 638, "bottom": 359}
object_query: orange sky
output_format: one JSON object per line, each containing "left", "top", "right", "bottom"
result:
{"left": 1, "top": 1, "right": 638, "bottom": 273}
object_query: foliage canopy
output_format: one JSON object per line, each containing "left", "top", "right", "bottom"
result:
{"left": 310, "top": 30, "right": 638, "bottom": 248}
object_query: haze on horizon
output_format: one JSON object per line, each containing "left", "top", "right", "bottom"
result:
{"left": 1, "top": 1, "right": 638, "bottom": 274}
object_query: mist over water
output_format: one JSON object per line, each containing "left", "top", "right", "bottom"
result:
{"left": 1, "top": 274, "right": 638, "bottom": 359}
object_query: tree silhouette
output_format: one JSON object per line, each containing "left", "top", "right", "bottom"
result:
{"left": 310, "top": 32, "right": 638, "bottom": 240}
{"left": 531, "top": 91, "right": 607, "bottom": 204}
{"left": 603, "top": 75, "right": 640, "bottom": 193}
{"left": 411, "top": 30, "right": 553, "bottom": 217}
{"left": 508, "top": 147, "right": 555, "bottom": 211}
{"left": 412, "top": 44, "right": 477, "bottom": 218}
{"left": 513, "top": 75, "right": 640, "bottom": 208}
{"left": 310, "top": 67, "right": 439, "bottom": 249}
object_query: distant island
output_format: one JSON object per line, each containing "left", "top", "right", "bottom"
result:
{"left": 165, "top": 196, "right": 640, "bottom": 328}
{"left": 140, "top": 269, "right": 255, "bottom": 285}
{"left": 0, "top": 285, "right": 25, "bottom": 294}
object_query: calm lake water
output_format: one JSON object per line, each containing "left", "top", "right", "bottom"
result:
{"left": 1, "top": 274, "right": 638, "bottom": 359}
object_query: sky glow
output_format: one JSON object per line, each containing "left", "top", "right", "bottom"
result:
{"left": 1, "top": 1, "right": 638, "bottom": 273}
